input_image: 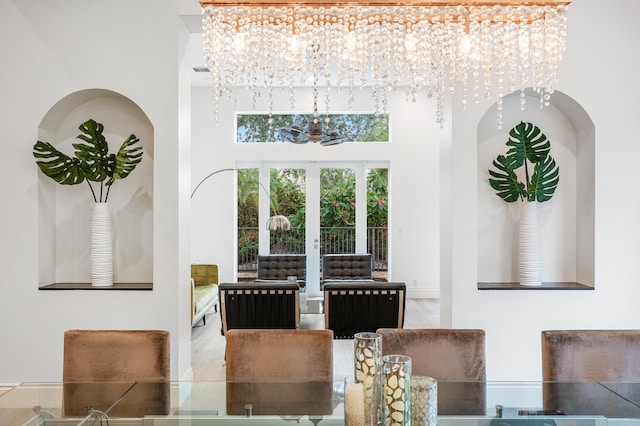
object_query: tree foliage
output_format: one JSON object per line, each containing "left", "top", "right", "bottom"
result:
{"left": 237, "top": 168, "right": 388, "bottom": 229}
{"left": 237, "top": 113, "right": 390, "bottom": 143}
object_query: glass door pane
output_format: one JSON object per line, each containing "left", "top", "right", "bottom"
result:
{"left": 367, "top": 167, "right": 389, "bottom": 281}
{"left": 235, "top": 162, "right": 388, "bottom": 292}
{"left": 319, "top": 167, "right": 357, "bottom": 257}
{"left": 269, "top": 168, "right": 306, "bottom": 255}
{"left": 237, "top": 168, "right": 259, "bottom": 279}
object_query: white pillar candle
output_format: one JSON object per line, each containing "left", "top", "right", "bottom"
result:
{"left": 346, "top": 382, "right": 365, "bottom": 426}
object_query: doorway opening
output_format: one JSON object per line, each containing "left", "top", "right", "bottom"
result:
{"left": 236, "top": 162, "right": 389, "bottom": 297}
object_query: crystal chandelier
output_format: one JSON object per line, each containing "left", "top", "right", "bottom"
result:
{"left": 200, "top": 0, "right": 571, "bottom": 129}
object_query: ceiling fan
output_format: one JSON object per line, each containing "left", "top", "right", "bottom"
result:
{"left": 278, "top": 116, "right": 350, "bottom": 146}
{"left": 277, "top": 64, "right": 350, "bottom": 146}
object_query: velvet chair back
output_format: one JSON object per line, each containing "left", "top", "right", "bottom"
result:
{"left": 225, "top": 329, "right": 334, "bottom": 415}
{"left": 377, "top": 328, "right": 486, "bottom": 415}
{"left": 542, "top": 329, "right": 640, "bottom": 381}
{"left": 541, "top": 329, "right": 640, "bottom": 418}
{"left": 63, "top": 329, "right": 170, "bottom": 417}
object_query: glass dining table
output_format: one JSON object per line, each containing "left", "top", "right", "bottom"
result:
{"left": 1, "top": 380, "right": 640, "bottom": 426}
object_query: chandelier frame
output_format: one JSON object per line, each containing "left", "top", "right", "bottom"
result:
{"left": 200, "top": 1, "right": 570, "bottom": 5}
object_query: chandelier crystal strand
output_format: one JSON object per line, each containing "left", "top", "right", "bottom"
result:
{"left": 530, "top": 15, "right": 546, "bottom": 108}
{"left": 202, "top": 4, "right": 570, "bottom": 127}
{"left": 518, "top": 15, "right": 530, "bottom": 110}
{"left": 322, "top": 24, "right": 333, "bottom": 125}
{"left": 434, "top": 21, "right": 446, "bottom": 127}
{"left": 505, "top": 21, "right": 518, "bottom": 101}
{"left": 494, "top": 21, "right": 506, "bottom": 129}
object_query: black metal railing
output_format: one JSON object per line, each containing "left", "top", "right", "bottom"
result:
{"left": 238, "top": 227, "right": 388, "bottom": 272}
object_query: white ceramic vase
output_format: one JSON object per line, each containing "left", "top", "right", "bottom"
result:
{"left": 91, "top": 202, "right": 113, "bottom": 287}
{"left": 519, "top": 201, "right": 542, "bottom": 286}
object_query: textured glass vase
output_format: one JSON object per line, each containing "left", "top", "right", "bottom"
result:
{"left": 91, "top": 202, "right": 113, "bottom": 287}
{"left": 382, "top": 354, "right": 412, "bottom": 426}
{"left": 411, "top": 376, "right": 437, "bottom": 426}
{"left": 519, "top": 201, "right": 542, "bottom": 286}
{"left": 353, "top": 332, "right": 382, "bottom": 425}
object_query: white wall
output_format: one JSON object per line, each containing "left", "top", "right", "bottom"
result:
{"left": 3, "top": 0, "right": 640, "bottom": 384}
{"left": 447, "top": 0, "right": 640, "bottom": 380}
{"left": 0, "top": 0, "right": 191, "bottom": 383}
{"left": 190, "top": 86, "right": 443, "bottom": 298}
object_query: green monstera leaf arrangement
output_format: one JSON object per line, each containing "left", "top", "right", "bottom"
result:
{"left": 489, "top": 121, "right": 559, "bottom": 203}
{"left": 33, "top": 119, "right": 143, "bottom": 203}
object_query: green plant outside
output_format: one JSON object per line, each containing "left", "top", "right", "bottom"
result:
{"left": 33, "top": 119, "right": 143, "bottom": 203}
{"left": 488, "top": 121, "right": 559, "bottom": 203}
{"left": 236, "top": 168, "right": 388, "bottom": 260}
{"left": 237, "top": 168, "right": 388, "bottom": 228}
{"left": 236, "top": 113, "right": 390, "bottom": 143}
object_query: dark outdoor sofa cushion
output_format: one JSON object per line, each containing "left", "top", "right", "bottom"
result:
{"left": 257, "top": 254, "right": 306, "bottom": 289}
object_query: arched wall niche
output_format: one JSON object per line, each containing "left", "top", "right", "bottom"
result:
{"left": 37, "top": 88, "right": 154, "bottom": 287}
{"left": 477, "top": 89, "right": 595, "bottom": 288}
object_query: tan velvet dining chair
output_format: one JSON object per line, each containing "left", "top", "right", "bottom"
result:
{"left": 377, "top": 328, "right": 486, "bottom": 415}
{"left": 224, "top": 329, "right": 334, "bottom": 415}
{"left": 542, "top": 329, "right": 640, "bottom": 382}
{"left": 62, "top": 329, "right": 170, "bottom": 418}
{"left": 541, "top": 329, "right": 640, "bottom": 417}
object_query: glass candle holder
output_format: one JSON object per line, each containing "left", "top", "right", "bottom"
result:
{"left": 353, "top": 332, "right": 382, "bottom": 425}
{"left": 411, "top": 376, "right": 437, "bottom": 426}
{"left": 382, "top": 354, "right": 412, "bottom": 426}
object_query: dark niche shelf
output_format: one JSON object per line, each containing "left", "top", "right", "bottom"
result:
{"left": 39, "top": 282, "right": 153, "bottom": 291}
{"left": 478, "top": 282, "right": 594, "bottom": 290}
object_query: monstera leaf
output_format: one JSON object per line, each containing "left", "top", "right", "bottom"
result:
{"left": 33, "top": 141, "right": 86, "bottom": 185}
{"left": 109, "top": 134, "right": 143, "bottom": 186}
{"left": 73, "top": 119, "right": 112, "bottom": 183}
{"left": 505, "top": 121, "right": 551, "bottom": 169}
{"left": 489, "top": 155, "right": 526, "bottom": 202}
{"left": 33, "top": 119, "right": 143, "bottom": 202}
{"left": 529, "top": 154, "right": 560, "bottom": 202}
{"left": 488, "top": 121, "right": 559, "bottom": 203}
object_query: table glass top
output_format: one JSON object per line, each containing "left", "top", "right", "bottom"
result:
{"left": 1, "top": 381, "right": 639, "bottom": 425}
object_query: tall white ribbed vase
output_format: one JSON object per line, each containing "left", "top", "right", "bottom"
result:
{"left": 91, "top": 202, "right": 113, "bottom": 287}
{"left": 519, "top": 201, "right": 542, "bottom": 286}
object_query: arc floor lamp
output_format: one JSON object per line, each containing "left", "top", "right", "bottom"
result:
{"left": 191, "top": 168, "right": 291, "bottom": 231}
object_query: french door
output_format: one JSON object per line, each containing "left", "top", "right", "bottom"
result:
{"left": 239, "top": 161, "right": 388, "bottom": 297}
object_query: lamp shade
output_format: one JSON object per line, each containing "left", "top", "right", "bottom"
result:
{"left": 266, "top": 215, "right": 291, "bottom": 231}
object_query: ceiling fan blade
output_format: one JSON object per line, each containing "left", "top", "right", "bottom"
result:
{"left": 320, "top": 129, "right": 350, "bottom": 146}
{"left": 278, "top": 125, "right": 310, "bottom": 144}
